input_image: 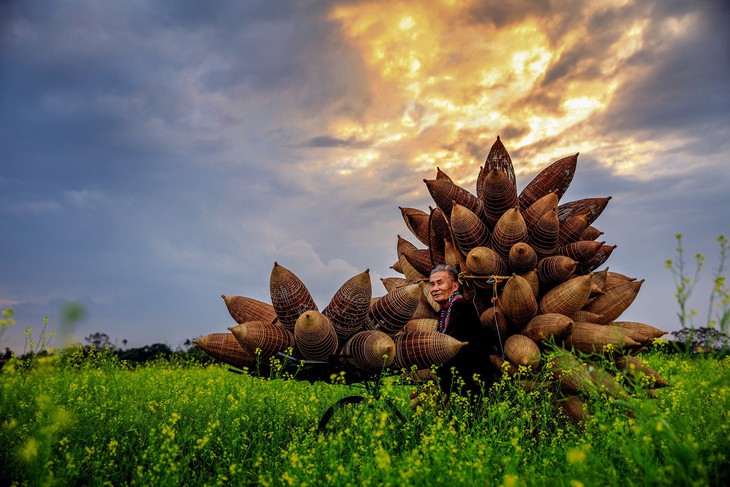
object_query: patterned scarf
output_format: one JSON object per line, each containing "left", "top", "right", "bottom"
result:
{"left": 436, "top": 290, "right": 463, "bottom": 334}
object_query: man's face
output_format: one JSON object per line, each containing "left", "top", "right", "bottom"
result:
{"left": 429, "top": 270, "right": 459, "bottom": 305}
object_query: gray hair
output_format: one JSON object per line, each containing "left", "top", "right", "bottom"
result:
{"left": 430, "top": 264, "right": 459, "bottom": 282}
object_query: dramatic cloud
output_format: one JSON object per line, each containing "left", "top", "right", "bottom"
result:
{"left": 1, "top": 0, "right": 728, "bottom": 353}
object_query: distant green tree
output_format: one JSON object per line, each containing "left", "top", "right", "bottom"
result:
{"left": 118, "top": 343, "right": 173, "bottom": 363}
{"left": 84, "top": 332, "right": 111, "bottom": 349}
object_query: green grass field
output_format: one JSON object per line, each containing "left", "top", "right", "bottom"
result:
{"left": 1, "top": 348, "right": 728, "bottom": 486}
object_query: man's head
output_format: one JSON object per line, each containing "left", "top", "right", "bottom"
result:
{"left": 429, "top": 264, "right": 460, "bottom": 305}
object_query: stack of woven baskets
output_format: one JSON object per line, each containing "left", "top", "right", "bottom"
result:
{"left": 195, "top": 136, "right": 669, "bottom": 423}
{"left": 195, "top": 263, "right": 467, "bottom": 373}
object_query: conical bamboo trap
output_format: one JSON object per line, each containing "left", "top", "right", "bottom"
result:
{"left": 198, "top": 136, "right": 669, "bottom": 426}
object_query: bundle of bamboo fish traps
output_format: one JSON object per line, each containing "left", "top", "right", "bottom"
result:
{"left": 195, "top": 263, "right": 467, "bottom": 384}
{"left": 389, "top": 136, "right": 670, "bottom": 423}
{"left": 193, "top": 136, "right": 670, "bottom": 424}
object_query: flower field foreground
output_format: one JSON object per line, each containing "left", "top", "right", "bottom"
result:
{"left": 1, "top": 348, "right": 728, "bottom": 486}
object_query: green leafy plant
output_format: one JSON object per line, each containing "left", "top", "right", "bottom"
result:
{"left": 666, "top": 234, "right": 729, "bottom": 333}
{"left": 0, "top": 308, "right": 57, "bottom": 383}
{"left": 0, "top": 308, "right": 15, "bottom": 346}
{"left": 665, "top": 234, "right": 705, "bottom": 328}
{"left": 18, "top": 317, "right": 56, "bottom": 384}
{"left": 3, "top": 351, "right": 727, "bottom": 486}
{"left": 706, "top": 235, "right": 729, "bottom": 332}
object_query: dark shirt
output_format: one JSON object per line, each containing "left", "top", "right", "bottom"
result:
{"left": 437, "top": 297, "right": 495, "bottom": 398}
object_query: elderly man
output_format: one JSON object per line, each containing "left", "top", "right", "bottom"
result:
{"left": 429, "top": 264, "right": 494, "bottom": 399}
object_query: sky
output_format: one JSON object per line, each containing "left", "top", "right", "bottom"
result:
{"left": 1, "top": 0, "right": 729, "bottom": 354}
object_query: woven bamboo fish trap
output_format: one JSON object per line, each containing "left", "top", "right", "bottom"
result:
{"left": 394, "top": 331, "right": 467, "bottom": 369}
{"left": 341, "top": 330, "right": 395, "bottom": 371}
{"left": 605, "top": 271, "right": 637, "bottom": 288}
{"left": 390, "top": 259, "right": 403, "bottom": 274}
{"left": 270, "top": 262, "right": 319, "bottom": 332}
{"left": 476, "top": 166, "right": 486, "bottom": 199}
{"left": 613, "top": 321, "right": 668, "bottom": 340}
{"left": 397, "top": 235, "right": 418, "bottom": 256}
{"left": 193, "top": 333, "right": 254, "bottom": 369}
{"left": 615, "top": 327, "right": 651, "bottom": 346}
{"left": 400, "top": 206, "right": 426, "bottom": 235}
{"left": 429, "top": 207, "right": 452, "bottom": 248}
{"left": 451, "top": 203, "right": 491, "bottom": 255}
{"left": 480, "top": 169, "right": 518, "bottom": 228}
{"left": 420, "top": 281, "right": 441, "bottom": 313}
{"left": 518, "top": 154, "right": 578, "bottom": 212}
{"left": 519, "top": 269, "right": 540, "bottom": 298}
{"left": 615, "top": 355, "right": 670, "bottom": 388}
{"left": 557, "top": 395, "right": 586, "bottom": 426}
{"left": 229, "top": 321, "right": 294, "bottom": 359}
{"left": 584, "top": 279, "right": 644, "bottom": 324}
{"left": 540, "top": 274, "right": 593, "bottom": 315}
{"left": 504, "top": 334, "right": 540, "bottom": 369}
{"left": 397, "top": 250, "right": 428, "bottom": 282}
{"left": 436, "top": 166, "right": 452, "bottom": 182}
{"left": 557, "top": 213, "right": 589, "bottom": 247}
{"left": 589, "top": 368, "right": 628, "bottom": 399}
{"left": 499, "top": 274, "right": 538, "bottom": 326}
{"left": 466, "top": 246, "right": 508, "bottom": 279}
{"left": 556, "top": 240, "right": 605, "bottom": 264}
{"left": 588, "top": 282, "right": 605, "bottom": 300}
{"left": 411, "top": 289, "right": 439, "bottom": 321}
{"left": 381, "top": 276, "right": 410, "bottom": 293}
{"left": 509, "top": 242, "right": 538, "bottom": 274}
{"left": 400, "top": 207, "right": 431, "bottom": 248}
{"left": 590, "top": 268, "right": 609, "bottom": 290}
{"left": 557, "top": 197, "right": 612, "bottom": 228}
{"left": 444, "top": 239, "right": 468, "bottom": 272}
{"left": 568, "top": 310, "right": 603, "bottom": 323}
{"left": 221, "top": 295, "right": 278, "bottom": 325}
{"left": 477, "top": 135, "right": 516, "bottom": 198}
{"left": 514, "top": 379, "right": 549, "bottom": 392}
{"left": 529, "top": 209, "right": 560, "bottom": 258}
{"left": 368, "top": 283, "right": 421, "bottom": 335}
{"left": 404, "top": 210, "right": 446, "bottom": 253}
{"left": 579, "top": 244, "right": 616, "bottom": 274}
{"left": 537, "top": 256, "right": 578, "bottom": 286}
{"left": 323, "top": 269, "right": 372, "bottom": 343}
{"left": 521, "top": 313, "right": 574, "bottom": 344}
{"left": 405, "top": 318, "right": 438, "bottom": 333}
{"left": 294, "top": 310, "right": 339, "bottom": 361}
{"left": 490, "top": 354, "right": 518, "bottom": 377}
{"left": 580, "top": 226, "right": 603, "bottom": 241}
{"left": 490, "top": 208, "right": 528, "bottom": 258}
{"left": 548, "top": 351, "right": 596, "bottom": 396}
{"left": 425, "top": 178, "right": 485, "bottom": 223}
{"left": 403, "top": 248, "right": 443, "bottom": 277}
{"left": 589, "top": 281, "right": 608, "bottom": 297}
{"left": 564, "top": 322, "right": 640, "bottom": 354}
{"left": 523, "top": 192, "right": 558, "bottom": 229}
{"left": 480, "top": 305, "right": 510, "bottom": 341}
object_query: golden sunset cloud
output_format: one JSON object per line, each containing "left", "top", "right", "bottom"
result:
{"left": 322, "top": 0, "right": 684, "bottom": 184}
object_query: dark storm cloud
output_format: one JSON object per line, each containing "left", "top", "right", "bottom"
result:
{"left": 0, "top": 0, "right": 361, "bottom": 350}
{"left": 598, "top": 1, "right": 730, "bottom": 135}
{"left": 301, "top": 135, "right": 372, "bottom": 148}
{"left": 0, "top": 0, "right": 365, "bottom": 185}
